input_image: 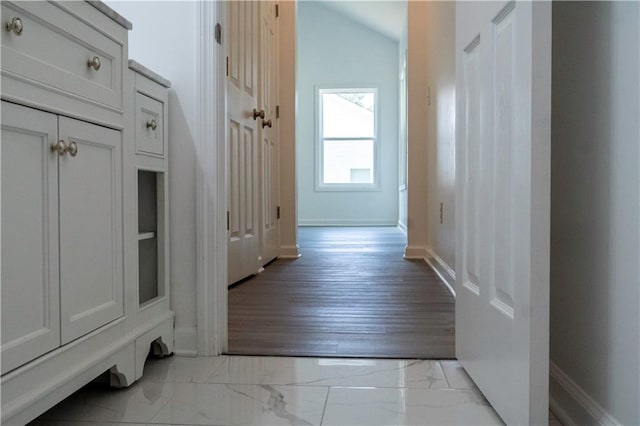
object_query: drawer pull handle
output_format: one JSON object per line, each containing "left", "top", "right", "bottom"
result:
{"left": 67, "top": 141, "right": 78, "bottom": 157}
{"left": 51, "top": 140, "right": 67, "bottom": 156}
{"left": 87, "top": 56, "right": 101, "bottom": 71}
{"left": 6, "top": 17, "right": 23, "bottom": 36}
{"left": 146, "top": 119, "right": 158, "bottom": 130}
{"left": 262, "top": 119, "right": 272, "bottom": 128}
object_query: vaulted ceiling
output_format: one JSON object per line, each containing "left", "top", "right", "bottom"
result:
{"left": 318, "top": 1, "right": 407, "bottom": 41}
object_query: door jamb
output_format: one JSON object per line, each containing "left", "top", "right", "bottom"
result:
{"left": 195, "top": 0, "right": 227, "bottom": 356}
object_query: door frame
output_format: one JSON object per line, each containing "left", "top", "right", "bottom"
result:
{"left": 195, "top": 0, "right": 227, "bottom": 356}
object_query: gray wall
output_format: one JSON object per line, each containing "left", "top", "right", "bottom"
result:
{"left": 550, "top": 2, "right": 640, "bottom": 424}
{"left": 296, "top": 2, "right": 399, "bottom": 226}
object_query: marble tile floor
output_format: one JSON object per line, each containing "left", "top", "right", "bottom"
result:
{"left": 31, "top": 355, "right": 562, "bottom": 426}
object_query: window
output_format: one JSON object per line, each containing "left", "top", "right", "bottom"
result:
{"left": 317, "top": 88, "right": 379, "bottom": 191}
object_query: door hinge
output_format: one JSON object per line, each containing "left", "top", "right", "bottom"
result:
{"left": 227, "top": 211, "right": 230, "bottom": 230}
{"left": 215, "top": 22, "right": 222, "bottom": 45}
{"left": 276, "top": 105, "right": 280, "bottom": 119}
{"left": 275, "top": 4, "right": 279, "bottom": 18}
{"left": 277, "top": 206, "right": 280, "bottom": 220}
{"left": 226, "top": 56, "right": 229, "bottom": 77}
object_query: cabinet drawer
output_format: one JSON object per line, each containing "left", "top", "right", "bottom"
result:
{"left": 135, "top": 93, "right": 164, "bottom": 156}
{"left": 1, "top": 1, "right": 123, "bottom": 111}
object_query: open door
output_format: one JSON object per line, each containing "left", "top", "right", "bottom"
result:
{"left": 227, "top": 1, "right": 260, "bottom": 284}
{"left": 258, "top": 0, "right": 279, "bottom": 266}
{"left": 455, "top": 1, "right": 551, "bottom": 424}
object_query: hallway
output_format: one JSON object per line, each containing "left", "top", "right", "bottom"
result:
{"left": 228, "top": 227, "right": 455, "bottom": 358}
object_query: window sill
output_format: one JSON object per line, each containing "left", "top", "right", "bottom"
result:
{"left": 315, "top": 183, "right": 381, "bottom": 192}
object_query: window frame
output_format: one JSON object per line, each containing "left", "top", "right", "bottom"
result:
{"left": 315, "top": 87, "right": 381, "bottom": 192}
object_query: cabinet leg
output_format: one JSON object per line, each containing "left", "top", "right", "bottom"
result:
{"left": 151, "top": 336, "right": 172, "bottom": 357}
{"left": 109, "top": 359, "right": 135, "bottom": 389}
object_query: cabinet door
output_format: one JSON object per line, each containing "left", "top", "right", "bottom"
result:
{"left": 1, "top": 102, "right": 60, "bottom": 374}
{"left": 58, "top": 116, "right": 123, "bottom": 344}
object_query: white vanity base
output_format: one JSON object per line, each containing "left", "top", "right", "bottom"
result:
{"left": 1, "top": 313, "right": 174, "bottom": 425}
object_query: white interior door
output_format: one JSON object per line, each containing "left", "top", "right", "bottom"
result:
{"left": 227, "top": 0, "right": 260, "bottom": 284}
{"left": 1, "top": 102, "right": 60, "bottom": 374}
{"left": 455, "top": 1, "right": 551, "bottom": 424}
{"left": 258, "top": 0, "right": 279, "bottom": 265}
{"left": 59, "top": 116, "right": 123, "bottom": 343}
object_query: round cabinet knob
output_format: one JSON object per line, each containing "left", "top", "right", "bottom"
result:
{"left": 51, "top": 140, "right": 67, "bottom": 156}
{"left": 66, "top": 141, "right": 78, "bottom": 157}
{"left": 253, "top": 108, "right": 265, "bottom": 120}
{"left": 87, "top": 56, "right": 101, "bottom": 71}
{"left": 146, "top": 119, "right": 157, "bottom": 130}
{"left": 262, "top": 119, "right": 272, "bottom": 128}
{"left": 6, "top": 17, "right": 23, "bottom": 36}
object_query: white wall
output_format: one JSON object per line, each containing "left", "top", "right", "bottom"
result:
{"left": 278, "top": 1, "right": 299, "bottom": 257}
{"left": 405, "top": 1, "right": 456, "bottom": 279}
{"left": 550, "top": 2, "right": 640, "bottom": 425}
{"left": 404, "top": 1, "right": 429, "bottom": 259}
{"left": 296, "top": 2, "right": 399, "bottom": 226}
{"left": 105, "top": 1, "right": 199, "bottom": 355}
{"left": 424, "top": 2, "right": 456, "bottom": 272}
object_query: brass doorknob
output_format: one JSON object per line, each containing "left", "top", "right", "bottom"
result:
{"left": 253, "top": 108, "right": 265, "bottom": 120}
{"left": 6, "top": 17, "right": 23, "bottom": 35}
{"left": 262, "top": 119, "right": 272, "bottom": 128}
{"left": 146, "top": 119, "right": 157, "bottom": 130}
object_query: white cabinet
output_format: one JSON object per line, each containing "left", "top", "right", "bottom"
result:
{"left": 1, "top": 102, "right": 124, "bottom": 369}
{"left": 1, "top": 103, "right": 60, "bottom": 375}
{"left": 0, "top": 3, "right": 176, "bottom": 425}
{"left": 58, "top": 116, "right": 123, "bottom": 344}
{"left": 125, "top": 61, "right": 173, "bottom": 378}
{"left": 135, "top": 92, "right": 165, "bottom": 156}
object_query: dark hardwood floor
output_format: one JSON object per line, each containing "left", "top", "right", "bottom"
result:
{"left": 227, "top": 227, "right": 455, "bottom": 358}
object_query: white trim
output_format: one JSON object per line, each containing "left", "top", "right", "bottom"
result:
{"left": 397, "top": 220, "right": 407, "bottom": 235}
{"left": 425, "top": 248, "right": 456, "bottom": 297}
{"left": 195, "top": 0, "right": 227, "bottom": 357}
{"left": 298, "top": 219, "right": 397, "bottom": 227}
{"left": 404, "top": 245, "right": 428, "bottom": 259}
{"left": 173, "top": 326, "right": 198, "bottom": 357}
{"left": 278, "top": 245, "right": 301, "bottom": 259}
{"left": 549, "top": 362, "right": 622, "bottom": 426}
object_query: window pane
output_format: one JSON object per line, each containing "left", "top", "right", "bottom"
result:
{"left": 322, "top": 92, "right": 375, "bottom": 138}
{"left": 323, "top": 139, "right": 374, "bottom": 184}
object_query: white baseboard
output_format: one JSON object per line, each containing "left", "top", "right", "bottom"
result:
{"left": 173, "top": 327, "right": 197, "bottom": 357}
{"left": 549, "top": 361, "right": 621, "bottom": 426}
{"left": 397, "top": 220, "right": 407, "bottom": 235}
{"left": 298, "top": 219, "right": 397, "bottom": 227}
{"left": 425, "top": 248, "right": 456, "bottom": 297}
{"left": 404, "top": 245, "right": 428, "bottom": 259}
{"left": 279, "top": 245, "right": 301, "bottom": 259}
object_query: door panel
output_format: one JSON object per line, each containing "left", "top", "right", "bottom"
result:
{"left": 227, "top": 0, "right": 260, "bottom": 284}
{"left": 455, "top": 1, "right": 551, "bottom": 424}
{"left": 259, "top": 0, "right": 279, "bottom": 265}
{"left": 1, "top": 102, "right": 60, "bottom": 374}
{"left": 59, "top": 116, "right": 123, "bottom": 343}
